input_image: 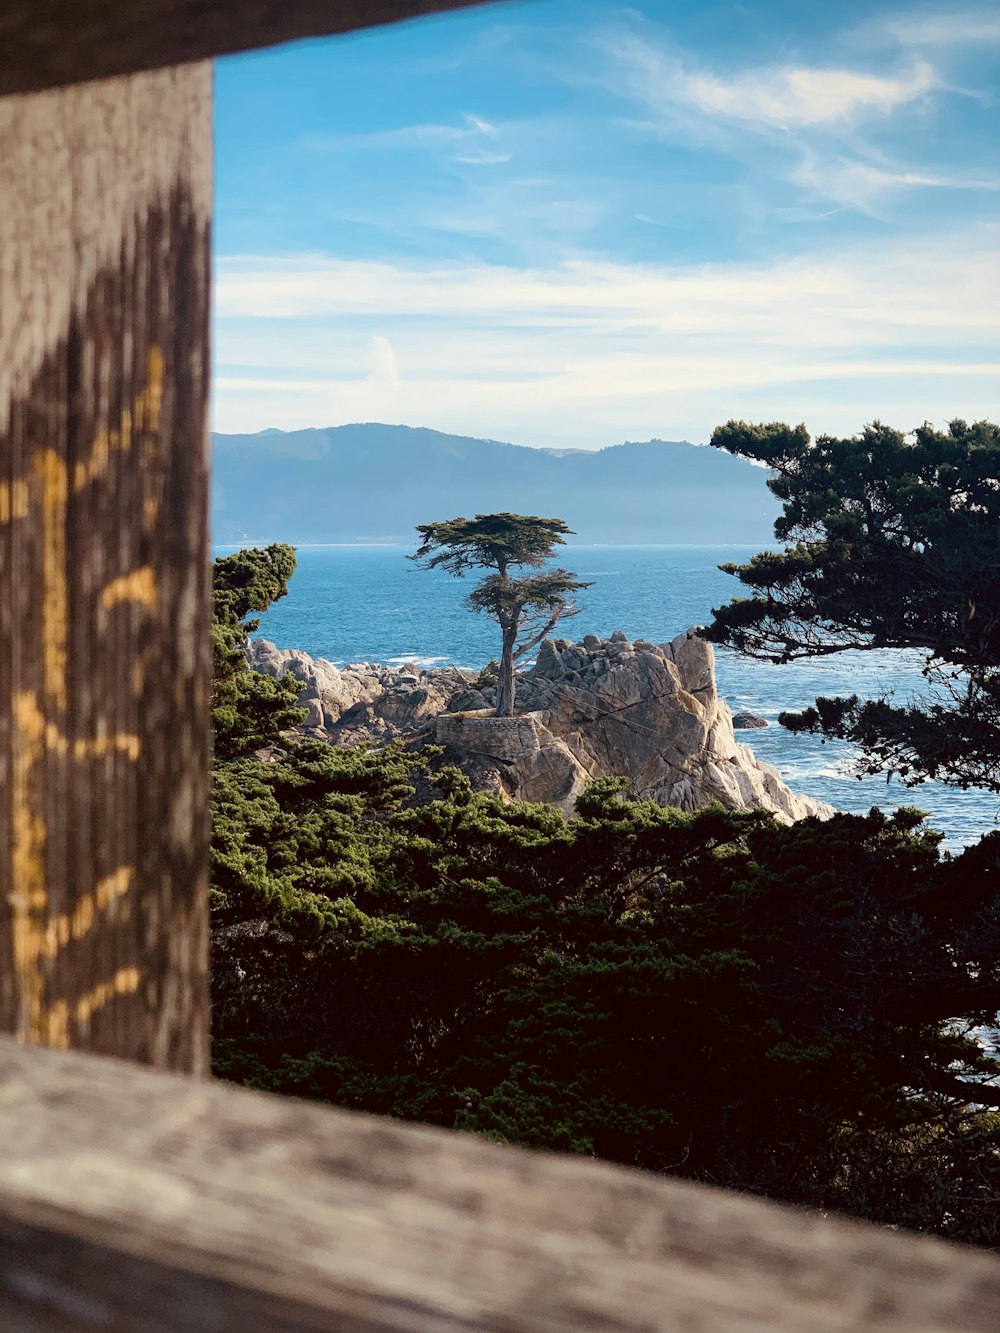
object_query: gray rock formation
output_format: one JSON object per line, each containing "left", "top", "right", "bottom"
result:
{"left": 733, "top": 711, "right": 768, "bottom": 730}
{"left": 247, "top": 632, "right": 833, "bottom": 823}
{"left": 247, "top": 639, "right": 475, "bottom": 747}
{"left": 435, "top": 712, "right": 590, "bottom": 810}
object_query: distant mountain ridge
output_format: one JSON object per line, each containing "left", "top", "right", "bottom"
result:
{"left": 212, "top": 423, "right": 780, "bottom": 545}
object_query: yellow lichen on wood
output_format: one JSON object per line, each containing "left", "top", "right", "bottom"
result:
{"left": 72, "top": 733, "right": 142, "bottom": 761}
{"left": 22, "top": 690, "right": 142, "bottom": 763}
{"left": 137, "top": 346, "right": 164, "bottom": 432}
{"left": 5, "top": 345, "right": 159, "bottom": 1045}
{"left": 9, "top": 692, "right": 142, "bottom": 1047}
{"left": 72, "top": 346, "right": 164, "bottom": 493}
{"left": 72, "top": 410, "right": 132, "bottom": 494}
{"left": 0, "top": 479, "right": 29, "bottom": 523}
{"left": 42, "top": 867, "right": 134, "bottom": 958}
{"left": 46, "top": 966, "right": 142, "bottom": 1046}
{"left": 5, "top": 349, "right": 163, "bottom": 733}
{"left": 34, "top": 449, "right": 69, "bottom": 712}
{"left": 10, "top": 692, "right": 52, "bottom": 1043}
{"left": 74, "top": 966, "right": 142, "bottom": 1025}
{"left": 101, "top": 566, "right": 158, "bottom": 609}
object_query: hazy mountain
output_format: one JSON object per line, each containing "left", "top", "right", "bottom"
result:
{"left": 212, "top": 423, "right": 780, "bottom": 545}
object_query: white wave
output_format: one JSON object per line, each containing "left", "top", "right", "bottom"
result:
{"left": 771, "top": 762, "right": 850, "bottom": 781}
{"left": 387, "top": 654, "right": 448, "bottom": 667}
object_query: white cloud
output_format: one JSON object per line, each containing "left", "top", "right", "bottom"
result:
{"left": 879, "top": 10, "right": 1000, "bottom": 48}
{"left": 682, "top": 62, "right": 936, "bottom": 129}
{"left": 792, "top": 152, "right": 1000, "bottom": 210}
{"left": 215, "top": 236, "right": 1000, "bottom": 334}
{"left": 454, "top": 149, "right": 513, "bottom": 166}
{"left": 464, "top": 113, "right": 500, "bottom": 138}
{"left": 599, "top": 30, "right": 938, "bottom": 133}
{"left": 213, "top": 229, "right": 1000, "bottom": 445}
{"left": 368, "top": 335, "right": 400, "bottom": 387}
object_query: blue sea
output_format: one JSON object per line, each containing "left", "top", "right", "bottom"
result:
{"left": 226, "top": 544, "right": 999, "bottom": 851}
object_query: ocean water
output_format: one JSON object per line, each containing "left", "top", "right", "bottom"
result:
{"left": 227, "top": 543, "right": 999, "bottom": 851}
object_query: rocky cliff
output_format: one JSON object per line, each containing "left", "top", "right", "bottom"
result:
{"left": 247, "top": 631, "right": 833, "bottom": 823}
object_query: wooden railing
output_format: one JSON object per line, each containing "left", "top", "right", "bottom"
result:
{"left": 2, "top": 1037, "right": 999, "bottom": 1330}
{"left": 0, "top": 3, "right": 997, "bottom": 1327}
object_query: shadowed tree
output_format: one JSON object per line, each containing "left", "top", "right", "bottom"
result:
{"left": 211, "top": 546, "right": 1000, "bottom": 1245}
{"left": 409, "top": 513, "right": 591, "bottom": 716}
{"left": 704, "top": 417, "right": 1000, "bottom": 791}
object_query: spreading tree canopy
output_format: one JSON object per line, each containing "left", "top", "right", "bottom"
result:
{"left": 409, "top": 513, "right": 591, "bottom": 716}
{"left": 704, "top": 418, "right": 1000, "bottom": 790}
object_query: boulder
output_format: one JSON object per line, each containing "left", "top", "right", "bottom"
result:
{"left": 733, "top": 711, "right": 768, "bottom": 730}
{"left": 448, "top": 689, "right": 490, "bottom": 713}
{"left": 533, "top": 639, "right": 566, "bottom": 680}
{"left": 434, "top": 714, "right": 588, "bottom": 814}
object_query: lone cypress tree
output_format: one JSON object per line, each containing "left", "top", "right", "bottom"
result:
{"left": 409, "top": 513, "right": 591, "bottom": 717}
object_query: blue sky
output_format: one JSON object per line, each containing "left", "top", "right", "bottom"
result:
{"left": 213, "top": 0, "right": 999, "bottom": 447}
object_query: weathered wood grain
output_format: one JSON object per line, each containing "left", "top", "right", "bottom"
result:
{"left": 0, "top": 67, "right": 212, "bottom": 1072}
{"left": 0, "top": 1038, "right": 997, "bottom": 1331}
{"left": 0, "top": 1, "right": 499, "bottom": 96}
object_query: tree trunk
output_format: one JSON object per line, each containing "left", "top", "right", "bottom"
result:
{"left": 495, "top": 624, "right": 518, "bottom": 718}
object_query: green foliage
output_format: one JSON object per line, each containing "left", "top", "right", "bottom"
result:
{"left": 467, "top": 569, "right": 590, "bottom": 658}
{"left": 411, "top": 512, "right": 575, "bottom": 577}
{"left": 705, "top": 417, "right": 1000, "bottom": 789}
{"left": 210, "top": 546, "right": 1000, "bottom": 1247}
{"left": 212, "top": 545, "right": 305, "bottom": 758}
{"left": 409, "top": 513, "right": 590, "bottom": 716}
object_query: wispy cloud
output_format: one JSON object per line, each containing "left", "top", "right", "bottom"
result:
{"left": 598, "top": 29, "right": 937, "bottom": 134}
{"left": 215, "top": 235, "right": 1000, "bottom": 335}
{"left": 302, "top": 111, "right": 511, "bottom": 166}
{"left": 691, "top": 62, "right": 936, "bottom": 128}
{"left": 454, "top": 148, "right": 513, "bottom": 165}
{"left": 592, "top": 18, "right": 994, "bottom": 214}
{"left": 792, "top": 151, "right": 1000, "bottom": 210}
{"left": 877, "top": 10, "right": 1000, "bottom": 48}
{"left": 464, "top": 113, "right": 500, "bottom": 138}
{"left": 213, "top": 227, "right": 1000, "bottom": 444}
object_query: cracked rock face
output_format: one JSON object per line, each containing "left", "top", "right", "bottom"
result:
{"left": 504, "top": 630, "right": 831, "bottom": 821}
{"left": 247, "top": 632, "right": 832, "bottom": 823}
{"left": 247, "top": 639, "right": 477, "bottom": 747}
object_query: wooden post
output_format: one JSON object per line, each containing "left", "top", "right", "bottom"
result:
{"left": 0, "top": 2, "right": 496, "bottom": 97}
{"left": 0, "top": 65, "right": 213, "bottom": 1073}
